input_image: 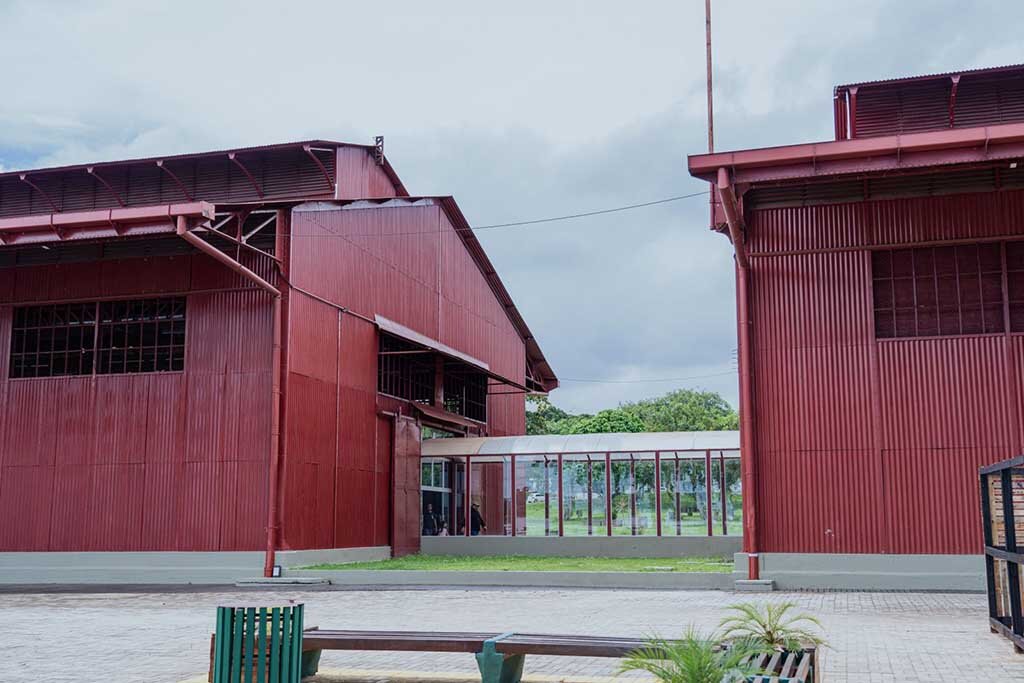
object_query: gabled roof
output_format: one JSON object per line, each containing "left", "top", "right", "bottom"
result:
{"left": 0, "top": 139, "right": 409, "bottom": 197}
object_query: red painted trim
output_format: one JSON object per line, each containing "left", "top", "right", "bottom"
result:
{"left": 228, "top": 153, "right": 264, "bottom": 198}
{"left": 629, "top": 456, "right": 637, "bottom": 536}
{"left": 155, "top": 160, "right": 194, "bottom": 201}
{"left": 705, "top": 449, "right": 713, "bottom": 537}
{"left": 720, "top": 451, "right": 727, "bottom": 536}
{"left": 465, "top": 455, "right": 472, "bottom": 537}
{"left": 587, "top": 458, "right": 594, "bottom": 536}
{"left": 737, "top": 264, "right": 757, "bottom": 566}
{"left": 557, "top": 454, "right": 564, "bottom": 537}
{"left": 177, "top": 219, "right": 279, "bottom": 297}
{"left": 655, "top": 451, "right": 662, "bottom": 537}
{"left": 510, "top": 454, "right": 517, "bottom": 537}
{"left": 605, "top": 452, "right": 612, "bottom": 537}
{"left": 688, "top": 121, "right": 1024, "bottom": 184}
{"left": 86, "top": 167, "right": 127, "bottom": 207}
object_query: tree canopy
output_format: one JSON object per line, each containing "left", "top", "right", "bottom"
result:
{"left": 526, "top": 388, "right": 738, "bottom": 435}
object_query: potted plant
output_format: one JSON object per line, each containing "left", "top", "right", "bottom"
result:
{"left": 719, "top": 602, "right": 826, "bottom": 651}
{"left": 618, "top": 627, "right": 770, "bottom": 683}
{"left": 719, "top": 602, "right": 826, "bottom": 682}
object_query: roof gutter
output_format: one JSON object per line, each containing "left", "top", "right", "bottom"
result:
{"left": 689, "top": 121, "right": 1024, "bottom": 185}
{"left": 717, "top": 168, "right": 748, "bottom": 270}
{"left": 715, "top": 167, "right": 757, "bottom": 580}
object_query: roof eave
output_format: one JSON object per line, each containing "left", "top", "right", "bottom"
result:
{"left": 437, "top": 196, "right": 558, "bottom": 392}
{"left": 688, "top": 122, "right": 1024, "bottom": 185}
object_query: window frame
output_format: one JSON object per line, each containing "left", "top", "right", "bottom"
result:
{"left": 872, "top": 242, "right": 1016, "bottom": 340}
{"left": 7, "top": 295, "right": 188, "bottom": 380}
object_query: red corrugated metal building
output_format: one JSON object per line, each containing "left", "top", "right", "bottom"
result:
{"left": 0, "top": 140, "right": 556, "bottom": 573}
{"left": 689, "top": 64, "right": 1024, "bottom": 587}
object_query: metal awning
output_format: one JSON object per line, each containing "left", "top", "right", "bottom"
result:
{"left": 374, "top": 314, "right": 528, "bottom": 392}
{"left": 0, "top": 202, "right": 214, "bottom": 246}
{"left": 413, "top": 403, "right": 484, "bottom": 431}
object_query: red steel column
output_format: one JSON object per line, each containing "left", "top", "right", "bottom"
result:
{"left": 630, "top": 457, "right": 637, "bottom": 536}
{"left": 510, "top": 455, "right": 517, "bottom": 537}
{"left": 605, "top": 452, "right": 613, "bottom": 536}
{"left": 587, "top": 459, "right": 593, "bottom": 536}
{"left": 720, "top": 451, "right": 728, "bottom": 536}
{"left": 674, "top": 456, "right": 682, "bottom": 536}
{"left": 655, "top": 451, "right": 662, "bottom": 537}
{"left": 557, "top": 454, "right": 564, "bottom": 537}
{"left": 705, "top": 449, "right": 713, "bottom": 537}
{"left": 544, "top": 457, "right": 551, "bottom": 536}
{"left": 464, "top": 455, "right": 471, "bottom": 537}
{"left": 736, "top": 260, "right": 759, "bottom": 578}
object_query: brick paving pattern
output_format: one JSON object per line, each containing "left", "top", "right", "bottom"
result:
{"left": 0, "top": 587, "right": 1020, "bottom": 682}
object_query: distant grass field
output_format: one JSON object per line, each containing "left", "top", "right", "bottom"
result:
{"left": 522, "top": 501, "right": 741, "bottom": 536}
{"left": 303, "top": 554, "right": 733, "bottom": 573}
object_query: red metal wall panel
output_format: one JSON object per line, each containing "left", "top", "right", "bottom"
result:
{"left": 279, "top": 203, "right": 529, "bottom": 550}
{"left": 748, "top": 188, "right": 1024, "bottom": 555}
{"left": 334, "top": 147, "right": 402, "bottom": 199}
{"left": 757, "top": 450, "right": 885, "bottom": 554}
{"left": 0, "top": 254, "right": 274, "bottom": 551}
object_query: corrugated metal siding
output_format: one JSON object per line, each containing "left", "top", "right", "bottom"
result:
{"left": 280, "top": 203, "right": 529, "bottom": 549}
{"left": 0, "top": 254, "right": 273, "bottom": 551}
{"left": 749, "top": 188, "right": 1024, "bottom": 554}
{"left": 749, "top": 190, "right": 1024, "bottom": 255}
{"left": 758, "top": 449, "right": 885, "bottom": 553}
{"left": 290, "top": 204, "right": 526, "bottom": 386}
{"left": 878, "top": 337, "right": 1015, "bottom": 449}
{"left": 848, "top": 70, "right": 1024, "bottom": 138}
{"left": 334, "top": 147, "right": 401, "bottom": 199}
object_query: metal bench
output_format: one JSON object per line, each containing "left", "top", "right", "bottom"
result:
{"left": 299, "top": 629, "right": 817, "bottom": 683}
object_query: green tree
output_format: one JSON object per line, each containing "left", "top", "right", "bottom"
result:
{"left": 621, "top": 389, "right": 739, "bottom": 432}
{"left": 568, "top": 408, "right": 645, "bottom": 434}
{"left": 526, "top": 395, "right": 588, "bottom": 435}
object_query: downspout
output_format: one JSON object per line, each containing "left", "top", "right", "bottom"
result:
{"left": 716, "top": 168, "right": 758, "bottom": 580}
{"left": 176, "top": 216, "right": 285, "bottom": 577}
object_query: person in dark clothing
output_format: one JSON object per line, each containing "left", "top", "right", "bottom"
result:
{"left": 422, "top": 503, "right": 439, "bottom": 536}
{"left": 470, "top": 502, "right": 486, "bottom": 536}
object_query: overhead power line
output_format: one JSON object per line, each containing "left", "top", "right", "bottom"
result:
{"left": 559, "top": 370, "right": 736, "bottom": 385}
{"left": 472, "top": 191, "right": 709, "bottom": 231}
{"left": 283, "top": 190, "right": 709, "bottom": 238}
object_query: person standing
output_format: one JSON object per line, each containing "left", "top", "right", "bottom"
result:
{"left": 422, "top": 503, "right": 439, "bottom": 536}
{"left": 470, "top": 502, "right": 486, "bottom": 536}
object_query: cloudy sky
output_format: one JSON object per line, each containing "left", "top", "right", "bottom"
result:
{"left": 1, "top": 0, "right": 1021, "bottom": 413}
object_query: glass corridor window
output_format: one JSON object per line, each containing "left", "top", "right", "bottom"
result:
{"left": 9, "top": 297, "right": 186, "bottom": 378}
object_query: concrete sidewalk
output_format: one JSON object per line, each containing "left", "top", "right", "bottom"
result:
{"left": 0, "top": 587, "right": 1019, "bottom": 682}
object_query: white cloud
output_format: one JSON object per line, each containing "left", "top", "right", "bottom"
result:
{"left": 1, "top": 0, "right": 1020, "bottom": 412}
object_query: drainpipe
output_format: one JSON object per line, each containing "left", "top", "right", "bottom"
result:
{"left": 716, "top": 168, "right": 758, "bottom": 580}
{"left": 176, "top": 216, "right": 285, "bottom": 578}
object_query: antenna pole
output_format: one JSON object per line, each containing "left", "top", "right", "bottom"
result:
{"left": 705, "top": 0, "right": 714, "bottom": 153}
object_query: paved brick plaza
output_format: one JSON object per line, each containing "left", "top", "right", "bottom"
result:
{"left": 0, "top": 587, "right": 1019, "bottom": 682}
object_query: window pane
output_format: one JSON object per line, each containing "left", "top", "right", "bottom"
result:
{"left": 8, "top": 302, "right": 98, "bottom": 378}
{"left": 520, "top": 456, "right": 559, "bottom": 536}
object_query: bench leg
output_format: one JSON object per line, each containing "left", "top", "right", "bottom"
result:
{"left": 475, "top": 643, "right": 524, "bottom": 683}
{"left": 301, "top": 649, "right": 322, "bottom": 678}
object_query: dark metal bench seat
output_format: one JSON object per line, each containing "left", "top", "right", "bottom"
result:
{"left": 300, "top": 629, "right": 815, "bottom": 683}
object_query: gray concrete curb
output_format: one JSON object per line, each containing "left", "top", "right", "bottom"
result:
{"left": 286, "top": 569, "right": 733, "bottom": 590}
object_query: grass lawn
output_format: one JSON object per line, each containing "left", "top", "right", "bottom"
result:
{"left": 302, "top": 554, "right": 733, "bottom": 573}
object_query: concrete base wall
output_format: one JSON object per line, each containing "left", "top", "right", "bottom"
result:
{"left": 289, "top": 568, "right": 733, "bottom": 590}
{"left": 0, "top": 547, "right": 390, "bottom": 585}
{"left": 734, "top": 552, "right": 985, "bottom": 591}
{"left": 422, "top": 535, "right": 741, "bottom": 559}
